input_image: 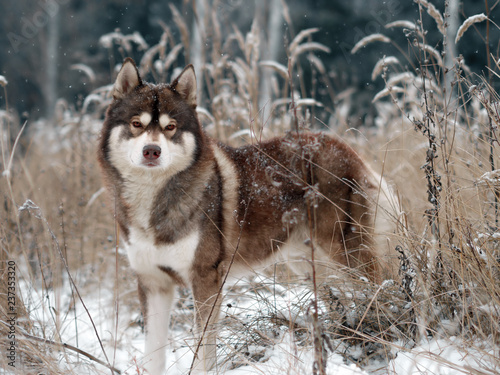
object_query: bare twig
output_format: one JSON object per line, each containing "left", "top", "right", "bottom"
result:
{"left": 21, "top": 333, "right": 121, "bottom": 374}
{"left": 18, "top": 200, "right": 114, "bottom": 374}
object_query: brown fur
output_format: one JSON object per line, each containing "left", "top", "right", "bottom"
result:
{"left": 217, "top": 133, "right": 380, "bottom": 275}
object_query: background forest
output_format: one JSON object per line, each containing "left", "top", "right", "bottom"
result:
{"left": 0, "top": 0, "right": 498, "bottom": 120}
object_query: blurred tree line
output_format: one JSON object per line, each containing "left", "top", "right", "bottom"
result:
{"left": 0, "top": 0, "right": 497, "bottom": 120}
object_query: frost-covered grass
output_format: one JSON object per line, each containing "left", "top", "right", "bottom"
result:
{"left": 1, "top": 0, "right": 500, "bottom": 374}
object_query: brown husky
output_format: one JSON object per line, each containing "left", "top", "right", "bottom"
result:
{"left": 97, "top": 58, "right": 399, "bottom": 374}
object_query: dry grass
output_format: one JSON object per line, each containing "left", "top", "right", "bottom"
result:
{"left": 1, "top": 1, "right": 500, "bottom": 374}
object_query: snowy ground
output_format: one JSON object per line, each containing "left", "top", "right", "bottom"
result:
{"left": 11, "top": 256, "right": 500, "bottom": 375}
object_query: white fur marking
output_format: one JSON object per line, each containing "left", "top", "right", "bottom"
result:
{"left": 213, "top": 146, "right": 240, "bottom": 253}
{"left": 159, "top": 114, "right": 172, "bottom": 129}
{"left": 140, "top": 112, "right": 152, "bottom": 126}
{"left": 127, "top": 228, "right": 200, "bottom": 283}
{"left": 108, "top": 126, "right": 196, "bottom": 175}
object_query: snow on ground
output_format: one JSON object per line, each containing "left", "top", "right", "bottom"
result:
{"left": 388, "top": 338, "right": 499, "bottom": 375}
{"left": 13, "top": 259, "right": 499, "bottom": 375}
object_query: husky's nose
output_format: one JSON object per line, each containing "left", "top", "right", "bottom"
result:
{"left": 143, "top": 144, "right": 161, "bottom": 160}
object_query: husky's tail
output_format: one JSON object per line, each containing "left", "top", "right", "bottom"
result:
{"left": 369, "top": 169, "right": 404, "bottom": 281}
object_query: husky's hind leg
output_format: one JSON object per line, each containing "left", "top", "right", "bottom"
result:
{"left": 190, "top": 267, "right": 223, "bottom": 373}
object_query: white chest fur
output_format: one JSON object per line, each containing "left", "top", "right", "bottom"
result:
{"left": 126, "top": 227, "right": 200, "bottom": 285}
{"left": 118, "top": 167, "right": 200, "bottom": 285}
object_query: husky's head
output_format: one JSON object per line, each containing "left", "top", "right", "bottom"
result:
{"left": 100, "top": 58, "right": 202, "bottom": 178}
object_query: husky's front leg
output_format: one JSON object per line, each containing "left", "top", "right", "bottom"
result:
{"left": 138, "top": 278, "right": 175, "bottom": 375}
{"left": 190, "top": 268, "right": 223, "bottom": 373}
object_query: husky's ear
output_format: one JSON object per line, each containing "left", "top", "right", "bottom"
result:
{"left": 171, "top": 65, "right": 197, "bottom": 108}
{"left": 112, "top": 58, "right": 142, "bottom": 100}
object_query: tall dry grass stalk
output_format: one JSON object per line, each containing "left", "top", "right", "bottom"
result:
{"left": 0, "top": 100, "right": 127, "bottom": 373}
{"left": 351, "top": 1, "right": 500, "bottom": 371}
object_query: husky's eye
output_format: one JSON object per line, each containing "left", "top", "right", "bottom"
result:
{"left": 131, "top": 120, "right": 142, "bottom": 128}
{"left": 165, "top": 123, "right": 176, "bottom": 131}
